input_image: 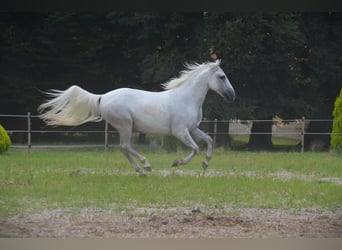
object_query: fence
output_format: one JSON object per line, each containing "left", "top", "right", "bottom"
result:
{"left": 0, "top": 113, "right": 337, "bottom": 152}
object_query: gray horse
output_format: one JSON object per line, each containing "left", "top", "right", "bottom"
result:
{"left": 38, "top": 60, "right": 235, "bottom": 174}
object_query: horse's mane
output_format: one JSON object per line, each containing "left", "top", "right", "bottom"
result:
{"left": 161, "top": 60, "right": 221, "bottom": 90}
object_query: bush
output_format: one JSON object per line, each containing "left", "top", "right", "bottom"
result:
{"left": 0, "top": 124, "right": 11, "bottom": 153}
{"left": 331, "top": 89, "right": 342, "bottom": 152}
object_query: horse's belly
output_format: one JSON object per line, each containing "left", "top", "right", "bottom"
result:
{"left": 133, "top": 109, "right": 171, "bottom": 135}
{"left": 134, "top": 122, "right": 169, "bottom": 135}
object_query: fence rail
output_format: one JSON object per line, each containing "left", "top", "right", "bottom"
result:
{"left": 1, "top": 113, "right": 339, "bottom": 152}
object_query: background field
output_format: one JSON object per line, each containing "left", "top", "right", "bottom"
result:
{"left": 1, "top": 149, "right": 341, "bottom": 217}
{"left": 1, "top": 148, "right": 342, "bottom": 237}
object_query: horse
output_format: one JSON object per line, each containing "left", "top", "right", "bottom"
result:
{"left": 38, "top": 59, "right": 236, "bottom": 174}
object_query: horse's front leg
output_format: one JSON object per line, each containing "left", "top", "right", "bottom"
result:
{"left": 171, "top": 129, "right": 199, "bottom": 167}
{"left": 191, "top": 128, "right": 213, "bottom": 170}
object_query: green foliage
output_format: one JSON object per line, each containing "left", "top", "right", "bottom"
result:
{"left": 331, "top": 89, "right": 342, "bottom": 152}
{"left": 0, "top": 12, "right": 341, "bottom": 124}
{"left": 203, "top": 13, "right": 307, "bottom": 119}
{"left": 0, "top": 124, "right": 11, "bottom": 153}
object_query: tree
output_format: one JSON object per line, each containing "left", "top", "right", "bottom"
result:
{"left": 1, "top": 12, "right": 341, "bottom": 151}
{"left": 299, "top": 13, "right": 342, "bottom": 150}
{"left": 104, "top": 13, "right": 203, "bottom": 142}
{"left": 201, "top": 13, "right": 310, "bottom": 149}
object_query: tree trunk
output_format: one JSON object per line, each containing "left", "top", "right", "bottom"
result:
{"left": 304, "top": 120, "right": 332, "bottom": 151}
{"left": 248, "top": 120, "right": 273, "bottom": 149}
{"left": 215, "top": 121, "right": 230, "bottom": 148}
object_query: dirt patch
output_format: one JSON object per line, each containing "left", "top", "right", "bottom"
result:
{"left": 1, "top": 206, "right": 341, "bottom": 238}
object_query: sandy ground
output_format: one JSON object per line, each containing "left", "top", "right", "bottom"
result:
{"left": 1, "top": 206, "right": 341, "bottom": 238}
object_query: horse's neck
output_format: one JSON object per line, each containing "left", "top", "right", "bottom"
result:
{"left": 172, "top": 73, "right": 210, "bottom": 107}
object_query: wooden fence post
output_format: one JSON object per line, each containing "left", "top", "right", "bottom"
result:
{"left": 227, "top": 120, "right": 230, "bottom": 148}
{"left": 213, "top": 118, "right": 218, "bottom": 148}
{"left": 27, "top": 112, "right": 31, "bottom": 152}
{"left": 104, "top": 121, "right": 108, "bottom": 152}
{"left": 301, "top": 116, "right": 305, "bottom": 153}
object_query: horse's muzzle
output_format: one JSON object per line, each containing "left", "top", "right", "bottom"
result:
{"left": 223, "top": 88, "right": 236, "bottom": 102}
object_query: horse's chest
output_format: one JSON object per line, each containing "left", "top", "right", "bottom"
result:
{"left": 180, "top": 107, "right": 202, "bottom": 129}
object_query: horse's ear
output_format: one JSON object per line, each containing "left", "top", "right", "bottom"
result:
{"left": 216, "top": 59, "right": 221, "bottom": 65}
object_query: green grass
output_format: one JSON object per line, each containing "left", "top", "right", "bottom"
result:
{"left": 0, "top": 148, "right": 341, "bottom": 217}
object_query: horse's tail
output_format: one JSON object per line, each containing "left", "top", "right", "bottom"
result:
{"left": 38, "top": 85, "right": 102, "bottom": 126}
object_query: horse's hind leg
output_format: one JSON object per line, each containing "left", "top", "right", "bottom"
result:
{"left": 116, "top": 122, "right": 152, "bottom": 174}
{"left": 112, "top": 120, "right": 144, "bottom": 174}
{"left": 120, "top": 145, "right": 144, "bottom": 175}
{"left": 126, "top": 147, "right": 152, "bottom": 172}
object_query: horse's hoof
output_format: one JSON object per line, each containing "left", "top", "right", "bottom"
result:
{"left": 137, "top": 171, "right": 147, "bottom": 177}
{"left": 136, "top": 169, "right": 146, "bottom": 176}
{"left": 202, "top": 160, "right": 208, "bottom": 170}
{"left": 144, "top": 166, "right": 152, "bottom": 172}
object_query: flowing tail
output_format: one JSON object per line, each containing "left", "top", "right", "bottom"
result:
{"left": 38, "top": 85, "right": 102, "bottom": 126}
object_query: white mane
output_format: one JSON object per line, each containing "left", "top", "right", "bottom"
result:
{"left": 161, "top": 60, "right": 221, "bottom": 90}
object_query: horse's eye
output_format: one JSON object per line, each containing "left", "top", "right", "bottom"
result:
{"left": 219, "top": 75, "right": 225, "bottom": 80}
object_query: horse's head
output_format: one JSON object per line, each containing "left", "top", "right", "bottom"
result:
{"left": 208, "top": 60, "right": 236, "bottom": 102}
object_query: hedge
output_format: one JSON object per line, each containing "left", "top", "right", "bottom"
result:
{"left": 0, "top": 124, "right": 11, "bottom": 153}
{"left": 331, "top": 89, "right": 342, "bottom": 152}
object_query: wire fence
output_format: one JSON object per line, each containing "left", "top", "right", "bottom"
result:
{"left": 0, "top": 113, "right": 339, "bottom": 152}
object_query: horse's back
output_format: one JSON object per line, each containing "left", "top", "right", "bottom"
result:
{"left": 100, "top": 88, "right": 166, "bottom": 111}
